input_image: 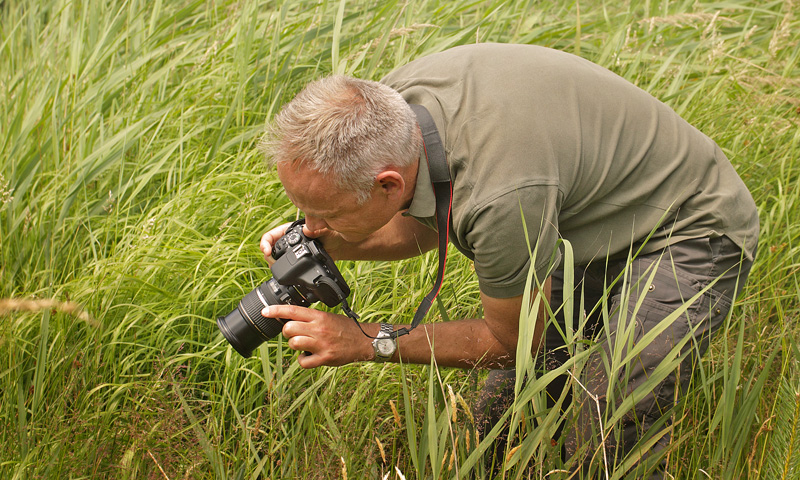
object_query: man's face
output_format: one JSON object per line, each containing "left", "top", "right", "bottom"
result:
{"left": 277, "top": 161, "right": 396, "bottom": 243}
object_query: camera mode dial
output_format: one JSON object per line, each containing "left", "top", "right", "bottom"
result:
{"left": 272, "top": 225, "right": 304, "bottom": 260}
{"left": 285, "top": 230, "right": 302, "bottom": 246}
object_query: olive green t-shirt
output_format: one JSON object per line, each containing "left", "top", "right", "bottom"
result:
{"left": 381, "top": 44, "right": 759, "bottom": 299}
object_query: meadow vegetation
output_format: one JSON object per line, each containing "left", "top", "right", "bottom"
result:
{"left": 1, "top": 0, "right": 799, "bottom": 478}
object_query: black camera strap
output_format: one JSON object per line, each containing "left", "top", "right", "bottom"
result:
{"left": 324, "top": 104, "right": 450, "bottom": 341}
{"left": 387, "top": 104, "right": 452, "bottom": 339}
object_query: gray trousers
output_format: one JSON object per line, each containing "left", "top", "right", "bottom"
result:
{"left": 473, "top": 236, "right": 754, "bottom": 478}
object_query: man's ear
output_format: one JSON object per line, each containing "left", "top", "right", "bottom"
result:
{"left": 375, "top": 170, "right": 405, "bottom": 197}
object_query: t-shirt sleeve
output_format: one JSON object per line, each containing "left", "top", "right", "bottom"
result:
{"left": 459, "top": 184, "right": 562, "bottom": 299}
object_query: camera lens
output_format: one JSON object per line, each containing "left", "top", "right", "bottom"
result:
{"left": 216, "top": 280, "right": 288, "bottom": 357}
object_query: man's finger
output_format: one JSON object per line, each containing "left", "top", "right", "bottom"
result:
{"left": 286, "top": 333, "right": 313, "bottom": 351}
{"left": 260, "top": 222, "right": 292, "bottom": 263}
{"left": 263, "top": 304, "right": 316, "bottom": 323}
{"left": 297, "top": 352, "right": 321, "bottom": 369}
{"left": 260, "top": 235, "right": 276, "bottom": 265}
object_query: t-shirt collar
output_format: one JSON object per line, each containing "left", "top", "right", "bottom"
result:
{"left": 404, "top": 149, "right": 436, "bottom": 219}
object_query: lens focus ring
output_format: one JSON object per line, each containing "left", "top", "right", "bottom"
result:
{"left": 238, "top": 283, "right": 284, "bottom": 340}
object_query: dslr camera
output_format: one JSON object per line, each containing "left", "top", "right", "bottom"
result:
{"left": 217, "top": 220, "right": 352, "bottom": 357}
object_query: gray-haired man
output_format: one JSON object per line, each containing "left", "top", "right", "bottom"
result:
{"left": 258, "top": 43, "right": 758, "bottom": 477}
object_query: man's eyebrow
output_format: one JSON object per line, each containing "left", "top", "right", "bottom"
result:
{"left": 283, "top": 188, "right": 342, "bottom": 217}
{"left": 286, "top": 198, "right": 336, "bottom": 218}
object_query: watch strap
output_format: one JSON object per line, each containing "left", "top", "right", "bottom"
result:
{"left": 372, "top": 323, "right": 397, "bottom": 362}
{"left": 378, "top": 323, "right": 394, "bottom": 337}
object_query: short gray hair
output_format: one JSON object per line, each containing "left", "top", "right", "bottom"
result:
{"left": 263, "top": 75, "right": 421, "bottom": 203}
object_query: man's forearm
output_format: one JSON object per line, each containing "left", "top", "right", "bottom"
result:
{"left": 366, "top": 318, "right": 517, "bottom": 369}
{"left": 270, "top": 290, "right": 545, "bottom": 369}
{"left": 366, "top": 289, "right": 547, "bottom": 369}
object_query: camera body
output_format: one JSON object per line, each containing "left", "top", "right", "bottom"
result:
{"left": 216, "top": 222, "right": 351, "bottom": 357}
{"left": 269, "top": 225, "right": 350, "bottom": 305}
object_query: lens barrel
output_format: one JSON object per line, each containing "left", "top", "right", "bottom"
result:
{"left": 216, "top": 280, "right": 286, "bottom": 357}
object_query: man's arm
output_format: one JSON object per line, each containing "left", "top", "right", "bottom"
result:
{"left": 384, "top": 292, "right": 529, "bottom": 369}
{"left": 374, "top": 281, "right": 551, "bottom": 369}
{"left": 264, "top": 279, "right": 551, "bottom": 369}
{"left": 323, "top": 211, "right": 439, "bottom": 261}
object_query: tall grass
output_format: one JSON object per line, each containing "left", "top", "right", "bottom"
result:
{"left": 1, "top": 0, "right": 798, "bottom": 478}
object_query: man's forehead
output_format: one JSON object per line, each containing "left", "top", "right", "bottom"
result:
{"left": 279, "top": 161, "right": 330, "bottom": 188}
{"left": 282, "top": 185, "right": 336, "bottom": 217}
{"left": 278, "top": 162, "right": 357, "bottom": 214}
{"left": 277, "top": 158, "right": 312, "bottom": 175}
{"left": 286, "top": 157, "right": 308, "bottom": 171}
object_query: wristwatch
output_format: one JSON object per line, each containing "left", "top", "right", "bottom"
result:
{"left": 372, "top": 323, "right": 397, "bottom": 362}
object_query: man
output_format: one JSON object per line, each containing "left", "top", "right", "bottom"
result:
{"left": 258, "top": 44, "right": 758, "bottom": 476}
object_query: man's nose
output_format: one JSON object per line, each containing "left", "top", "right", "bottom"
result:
{"left": 305, "top": 215, "right": 328, "bottom": 232}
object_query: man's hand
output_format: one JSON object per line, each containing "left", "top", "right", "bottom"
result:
{"left": 259, "top": 222, "right": 292, "bottom": 266}
{"left": 259, "top": 221, "right": 352, "bottom": 263}
{"left": 263, "top": 304, "right": 376, "bottom": 368}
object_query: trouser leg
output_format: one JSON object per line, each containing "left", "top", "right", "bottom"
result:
{"left": 562, "top": 236, "right": 752, "bottom": 478}
{"left": 473, "top": 237, "right": 753, "bottom": 477}
{"left": 472, "top": 368, "right": 516, "bottom": 468}
{"left": 472, "top": 267, "right": 604, "bottom": 466}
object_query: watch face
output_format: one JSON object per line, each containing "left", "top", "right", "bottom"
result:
{"left": 376, "top": 338, "right": 395, "bottom": 356}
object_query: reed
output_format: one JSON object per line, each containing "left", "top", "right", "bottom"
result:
{"left": 1, "top": 0, "right": 798, "bottom": 478}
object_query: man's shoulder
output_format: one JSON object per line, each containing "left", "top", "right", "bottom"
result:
{"left": 381, "top": 43, "right": 572, "bottom": 84}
